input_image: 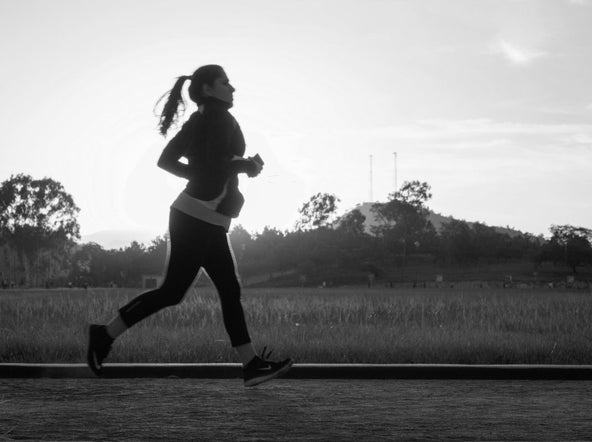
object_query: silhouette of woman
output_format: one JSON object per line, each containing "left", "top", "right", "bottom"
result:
{"left": 87, "top": 65, "right": 293, "bottom": 387}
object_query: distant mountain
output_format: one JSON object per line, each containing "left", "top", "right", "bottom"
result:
{"left": 350, "top": 202, "right": 525, "bottom": 237}
{"left": 80, "top": 229, "right": 163, "bottom": 250}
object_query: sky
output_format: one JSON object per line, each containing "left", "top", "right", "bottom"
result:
{"left": 1, "top": 0, "right": 591, "bottom": 247}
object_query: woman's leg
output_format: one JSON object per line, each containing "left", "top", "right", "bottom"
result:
{"left": 202, "top": 228, "right": 255, "bottom": 363}
{"left": 115, "top": 209, "right": 209, "bottom": 331}
{"left": 88, "top": 210, "right": 214, "bottom": 375}
{"left": 204, "top": 237, "right": 294, "bottom": 387}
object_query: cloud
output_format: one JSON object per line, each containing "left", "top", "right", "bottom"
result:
{"left": 567, "top": 133, "right": 592, "bottom": 144}
{"left": 567, "top": 0, "right": 588, "bottom": 5}
{"left": 491, "top": 39, "right": 546, "bottom": 66}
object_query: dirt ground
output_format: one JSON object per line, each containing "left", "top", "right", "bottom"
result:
{"left": 1, "top": 378, "right": 592, "bottom": 441}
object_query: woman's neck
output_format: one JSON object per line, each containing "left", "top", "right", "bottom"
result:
{"left": 201, "top": 96, "right": 232, "bottom": 111}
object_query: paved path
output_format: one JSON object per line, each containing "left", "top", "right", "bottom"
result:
{"left": 1, "top": 379, "right": 591, "bottom": 441}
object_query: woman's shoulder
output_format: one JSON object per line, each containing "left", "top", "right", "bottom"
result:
{"left": 179, "top": 111, "right": 201, "bottom": 127}
{"left": 204, "top": 107, "right": 238, "bottom": 130}
{"left": 174, "top": 111, "right": 201, "bottom": 137}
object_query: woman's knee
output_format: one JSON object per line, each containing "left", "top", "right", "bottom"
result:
{"left": 157, "top": 267, "right": 198, "bottom": 305}
{"left": 160, "top": 293, "right": 185, "bottom": 308}
{"left": 149, "top": 282, "right": 188, "bottom": 308}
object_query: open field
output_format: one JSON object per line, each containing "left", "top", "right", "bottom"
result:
{"left": 1, "top": 287, "right": 592, "bottom": 364}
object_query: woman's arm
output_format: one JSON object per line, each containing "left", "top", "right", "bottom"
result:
{"left": 157, "top": 122, "right": 192, "bottom": 179}
{"left": 204, "top": 112, "right": 261, "bottom": 176}
{"left": 229, "top": 156, "right": 262, "bottom": 177}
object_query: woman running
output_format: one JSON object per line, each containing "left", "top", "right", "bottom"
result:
{"left": 87, "top": 64, "right": 293, "bottom": 387}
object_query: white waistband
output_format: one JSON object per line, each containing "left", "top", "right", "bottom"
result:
{"left": 171, "top": 191, "right": 231, "bottom": 231}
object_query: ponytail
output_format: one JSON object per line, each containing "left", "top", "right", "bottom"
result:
{"left": 156, "top": 75, "right": 191, "bottom": 136}
{"left": 155, "top": 65, "right": 225, "bottom": 136}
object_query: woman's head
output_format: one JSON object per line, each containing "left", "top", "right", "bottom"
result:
{"left": 188, "top": 65, "right": 235, "bottom": 106}
{"left": 157, "top": 64, "right": 235, "bottom": 136}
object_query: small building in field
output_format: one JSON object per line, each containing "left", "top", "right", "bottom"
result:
{"left": 142, "top": 274, "right": 164, "bottom": 289}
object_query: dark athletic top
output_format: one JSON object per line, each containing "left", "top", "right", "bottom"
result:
{"left": 159, "top": 97, "right": 258, "bottom": 227}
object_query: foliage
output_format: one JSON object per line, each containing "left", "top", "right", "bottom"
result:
{"left": 57, "top": 216, "right": 583, "bottom": 289}
{"left": 0, "top": 174, "right": 80, "bottom": 246}
{"left": 68, "top": 236, "right": 168, "bottom": 287}
{"left": 539, "top": 225, "right": 592, "bottom": 273}
{"left": 1, "top": 173, "right": 589, "bottom": 288}
{"left": 439, "top": 219, "right": 476, "bottom": 264}
{"left": 295, "top": 192, "right": 340, "bottom": 231}
{"left": 550, "top": 224, "right": 592, "bottom": 243}
{"left": 336, "top": 209, "right": 366, "bottom": 236}
{"left": 0, "top": 174, "right": 80, "bottom": 285}
{"left": 393, "top": 180, "right": 433, "bottom": 208}
{"left": 370, "top": 180, "right": 438, "bottom": 260}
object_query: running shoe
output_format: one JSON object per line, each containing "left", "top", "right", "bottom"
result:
{"left": 87, "top": 324, "right": 113, "bottom": 376}
{"left": 243, "top": 347, "right": 293, "bottom": 387}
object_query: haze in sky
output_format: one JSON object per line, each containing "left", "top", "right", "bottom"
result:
{"left": 1, "top": 0, "right": 591, "bottom": 247}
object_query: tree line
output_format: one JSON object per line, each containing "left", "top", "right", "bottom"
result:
{"left": 1, "top": 174, "right": 591, "bottom": 288}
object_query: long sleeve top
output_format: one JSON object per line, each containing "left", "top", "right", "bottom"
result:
{"left": 158, "top": 97, "right": 257, "bottom": 230}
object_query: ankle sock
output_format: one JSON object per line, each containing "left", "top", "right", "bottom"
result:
{"left": 235, "top": 342, "right": 257, "bottom": 366}
{"left": 105, "top": 315, "right": 128, "bottom": 340}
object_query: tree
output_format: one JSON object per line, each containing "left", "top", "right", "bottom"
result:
{"left": 542, "top": 224, "right": 592, "bottom": 273}
{"left": 438, "top": 219, "right": 475, "bottom": 264}
{"left": 229, "top": 225, "right": 252, "bottom": 263}
{"left": 248, "top": 227, "right": 287, "bottom": 277}
{"left": 119, "top": 241, "right": 149, "bottom": 286}
{"left": 145, "top": 235, "right": 168, "bottom": 274}
{"left": 295, "top": 193, "right": 340, "bottom": 231}
{"left": 337, "top": 209, "right": 366, "bottom": 236}
{"left": 371, "top": 181, "right": 436, "bottom": 260}
{"left": 550, "top": 225, "right": 592, "bottom": 244}
{"left": 0, "top": 174, "right": 80, "bottom": 286}
{"left": 395, "top": 180, "right": 433, "bottom": 208}
{"left": 372, "top": 181, "right": 433, "bottom": 231}
{"left": 69, "top": 242, "right": 105, "bottom": 287}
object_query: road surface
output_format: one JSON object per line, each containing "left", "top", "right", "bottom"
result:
{"left": 1, "top": 378, "right": 591, "bottom": 440}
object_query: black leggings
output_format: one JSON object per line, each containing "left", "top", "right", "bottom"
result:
{"left": 118, "top": 208, "right": 251, "bottom": 347}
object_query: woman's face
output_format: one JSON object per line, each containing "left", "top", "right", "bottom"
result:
{"left": 203, "top": 72, "right": 235, "bottom": 106}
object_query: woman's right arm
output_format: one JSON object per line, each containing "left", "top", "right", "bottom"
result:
{"left": 157, "top": 122, "right": 192, "bottom": 179}
{"left": 205, "top": 113, "right": 261, "bottom": 177}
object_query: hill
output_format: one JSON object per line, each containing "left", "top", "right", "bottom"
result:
{"left": 350, "top": 202, "right": 526, "bottom": 238}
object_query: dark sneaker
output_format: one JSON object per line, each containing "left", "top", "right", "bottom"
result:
{"left": 243, "top": 347, "right": 293, "bottom": 387}
{"left": 87, "top": 324, "right": 113, "bottom": 376}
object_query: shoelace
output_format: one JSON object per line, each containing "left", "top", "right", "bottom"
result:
{"left": 260, "top": 346, "right": 273, "bottom": 362}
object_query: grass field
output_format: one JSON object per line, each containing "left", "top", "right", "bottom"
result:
{"left": 1, "top": 286, "right": 592, "bottom": 364}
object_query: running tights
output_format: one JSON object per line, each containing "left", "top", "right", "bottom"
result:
{"left": 118, "top": 208, "right": 251, "bottom": 347}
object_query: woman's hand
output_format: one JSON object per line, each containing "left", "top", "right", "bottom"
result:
{"left": 246, "top": 157, "right": 263, "bottom": 177}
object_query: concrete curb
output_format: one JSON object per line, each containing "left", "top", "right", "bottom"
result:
{"left": 2, "top": 363, "right": 592, "bottom": 380}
